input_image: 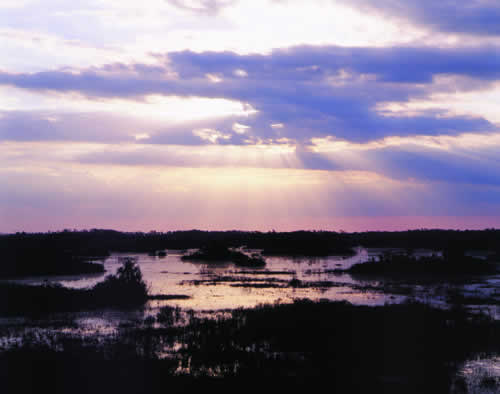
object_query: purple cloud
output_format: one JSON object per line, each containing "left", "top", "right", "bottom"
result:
{"left": 340, "top": 0, "right": 500, "bottom": 36}
{"left": 1, "top": 45, "right": 498, "bottom": 144}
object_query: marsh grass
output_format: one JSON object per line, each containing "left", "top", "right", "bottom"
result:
{"left": 3, "top": 300, "right": 499, "bottom": 393}
{"left": 0, "top": 299, "right": 498, "bottom": 393}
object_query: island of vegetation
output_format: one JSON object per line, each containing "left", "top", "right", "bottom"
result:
{"left": 0, "top": 257, "right": 151, "bottom": 314}
{"left": 346, "top": 250, "right": 500, "bottom": 277}
{"left": 181, "top": 243, "right": 266, "bottom": 267}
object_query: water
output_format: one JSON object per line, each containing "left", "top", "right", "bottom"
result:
{"left": 454, "top": 357, "right": 500, "bottom": 393}
{"left": 1, "top": 248, "right": 396, "bottom": 309}
{"left": 3, "top": 247, "right": 498, "bottom": 313}
{"left": 1, "top": 248, "right": 498, "bottom": 391}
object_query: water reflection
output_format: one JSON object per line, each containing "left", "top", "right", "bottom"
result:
{"left": 455, "top": 357, "right": 500, "bottom": 393}
{"left": 1, "top": 247, "right": 498, "bottom": 393}
{"left": 3, "top": 248, "right": 498, "bottom": 315}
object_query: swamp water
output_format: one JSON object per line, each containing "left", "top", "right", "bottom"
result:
{"left": 1, "top": 247, "right": 499, "bottom": 392}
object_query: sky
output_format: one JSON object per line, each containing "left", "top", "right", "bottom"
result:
{"left": 1, "top": 0, "right": 500, "bottom": 232}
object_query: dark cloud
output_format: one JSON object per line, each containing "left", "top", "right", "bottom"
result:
{"left": 1, "top": 45, "right": 499, "bottom": 144}
{"left": 370, "top": 146, "right": 500, "bottom": 186}
{"left": 340, "top": 0, "right": 500, "bottom": 36}
{"left": 6, "top": 45, "right": 500, "bottom": 93}
{"left": 297, "top": 141, "right": 500, "bottom": 187}
{"left": 169, "top": 45, "right": 500, "bottom": 83}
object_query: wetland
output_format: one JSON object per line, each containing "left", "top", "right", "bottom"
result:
{"left": 1, "top": 230, "right": 499, "bottom": 393}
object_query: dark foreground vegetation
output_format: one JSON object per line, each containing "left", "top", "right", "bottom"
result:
{"left": 0, "top": 258, "right": 149, "bottom": 314}
{"left": 0, "top": 299, "right": 498, "bottom": 394}
{"left": 347, "top": 251, "right": 500, "bottom": 277}
{"left": 181, "top": 243, "right": 266, "bottom": 267}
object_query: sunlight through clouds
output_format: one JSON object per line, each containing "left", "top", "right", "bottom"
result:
{"left": 0, "top": 87, "right": 257, "bottom": 123}
{"left": 2, "top": 0, "right": 500, "bottom": 230}
{"left": 377, "top": 82, "right": 500, "bottom": 124}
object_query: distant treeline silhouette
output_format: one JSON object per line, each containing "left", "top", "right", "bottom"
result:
{"left": 2, "top": 228, "right": 500, "bottom": 277}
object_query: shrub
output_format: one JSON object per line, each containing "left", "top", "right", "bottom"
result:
{"left": 93, "top": 257, "right": 149, "bottom": 306}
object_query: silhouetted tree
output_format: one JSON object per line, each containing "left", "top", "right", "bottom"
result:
{"left": 93, "top": 257, "right": 148, "bottom": 305}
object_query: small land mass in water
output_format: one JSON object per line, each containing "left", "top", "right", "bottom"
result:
{"left": 181, "top": 243, "right": 266, "bottom": 267}
{"left": 345, "top": 251, "right": 500, "bottom": 277}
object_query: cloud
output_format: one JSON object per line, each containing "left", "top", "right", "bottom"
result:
{"left": 300, "top": 133, "right": 500, "bottom": 187}
{"left": 6, "top": 45, "right": 500, "bottom": 96}
{"left": 3, "top": 132, "right": 500, "bottom": 232}
{"left": 0, "top": 110, "right": 256, "bottom": 145}
{"left": 169, "top": 45, "right": 500, "bottom": 83}
{"left": 1, "top": 45, "right": 499, "bottom": 144}
{"left": 2, "top": 1, "right": 500, "bottom": 231}
{"left": 340, "top": 0, "right": 500, "bottom": 36}
{"left": 0, "top": 111, "right": 144, "bottom": 143}
{"left": 166, "top": 0, "right": 236, "bottom": 15}
{"left": 6, "top": 128, "right": 500, "bottom": 191}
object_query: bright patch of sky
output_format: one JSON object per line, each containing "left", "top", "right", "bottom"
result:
{"left": 0, "top": 0, "right": 426, "bottom": 72}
